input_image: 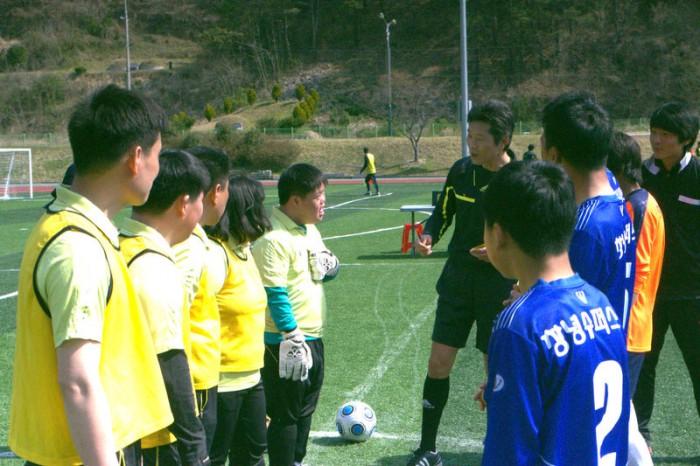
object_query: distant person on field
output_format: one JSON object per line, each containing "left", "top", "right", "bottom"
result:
{"left": 252, "top": 163, "right": 339, "bottom": 466}
{"left": 634, "top": 102, "right": 700, "bottom": 451}
{"left": 406, "top": 100, "right": 516, "bottom": 466}
{"left": 206, "top": 173, "right": 272, "bottom": 466}
{"left": 359, "top": 146, "right": 380, "bottom": 196}
{"left": 522, "top": 143, "right": 537, "bottom": 160}
{"left": 9, "top": 84, "right": 173, "bottom": 465}
{"left": 120, "top": 150, "right": 211, "bottom": 465}
{"left": 607, "top": 132, "right": 665, "bottom": 398}
{"left": 480, "top": 160, "right": 629, "bottom": 465}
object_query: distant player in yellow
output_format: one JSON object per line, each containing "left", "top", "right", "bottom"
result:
{"left": 120, "top": 150, "right": 211, "bottom": 466}
{"left": 9, "top": 84, "right": 173, "bottom": 466}
{"left": 172, "top": 146, "right": 231, "bottom": 452}
{"left": 359, "top": 147, "right": 380, "bottom": 196}
{"left": 206, "top": 173, "right": 272, "bottom": 465}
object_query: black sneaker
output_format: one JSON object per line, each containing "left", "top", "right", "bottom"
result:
{"left": 365, "top": 191, "right": 371, "bottom": 196}
{"left": 406, "top": 449, "right": 443, "bottom": 466}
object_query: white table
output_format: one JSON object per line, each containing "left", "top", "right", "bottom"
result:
{"left": 400, "top": 205, "right": 435, "bottom": 256}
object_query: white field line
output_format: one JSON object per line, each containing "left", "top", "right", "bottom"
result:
{"left": 345, "top": 296, "right": 437, "bottom": 402}
{"left": 309, "top": 430, "right": 483, "bottom": 449}
{"left": 0, "top": 291, "right": 18, "bottom": 301}
{"left": 341, "top": 263, "right": 435, "bottom": 267}
{"left": 325, "top": 192, "right": 393, "bottom": 210}
{"left": 0, "top": 269, "right": 20, "bottom": 272}
{"left": 325, "top": 225, "right": 404, "bottom": 241}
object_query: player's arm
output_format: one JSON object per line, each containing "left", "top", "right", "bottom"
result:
{"left": 482, "top": 329, "right": 541, "bottom": 466}
{"left": 423, "top": 163, "right": 459, "bottom": 246}
{"left": 38, "top": 232, "right": 117, "bottom": 465}
{"left": 359, "top": 155, "right": 369, "bottom": 174}
{"left": 57, "top": 340, "right": 118, "bottom": 466}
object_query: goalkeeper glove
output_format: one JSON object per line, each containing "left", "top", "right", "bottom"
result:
{"left": 279, "top": 327, "right": 313, "bottom": 381}
{"left": 309, "top": 249, "right": 340, "bottom": 281}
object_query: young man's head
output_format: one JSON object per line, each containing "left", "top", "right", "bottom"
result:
{"left": 528, "top": 144, "right": 535, "bottom": 151}
{"left": 364, "top": 147, "right": 369, "bottom": 154}
{"left": 541, "top": 90, "right": 612, "bottom": 171}
{"left": 68, "top": 84, "right": 167, "bottom": 204}
{"left": 186, "top": 146, "right": 231, "bottom": 226}
{"left": 278, "top": 163, "right": 327, "bottom": 225}
{"left": 207, "top": 173, "right": 271, "bottom": 245}
{"left": 467, "top": 99, "right": 514, "bottom": 169}
{"left": 132, "top": 149, "right": 210, "bottom": 244}
{"left": 607, "top": 132, "right": 642, "bottom": 186}
{"left": 649, "top": 102, "right": 700, "bottom": 165}
{"left": 483, "top": 160, "right": 576, "bottom": 279}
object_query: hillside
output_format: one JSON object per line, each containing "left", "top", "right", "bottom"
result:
{"left": 1, "top": 0, "right": 699, "bottom": 137}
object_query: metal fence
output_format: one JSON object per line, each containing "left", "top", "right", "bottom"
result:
{"left": 0, "top": 118, "right": 652, "bottom": 146}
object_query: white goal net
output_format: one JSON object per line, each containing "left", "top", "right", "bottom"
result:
{"left": 0, "top": 148, "right": 33, "bottom": 199}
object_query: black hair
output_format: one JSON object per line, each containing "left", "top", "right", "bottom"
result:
{"left": 484, "top": 160, "right": 576, "bottom": 259}
{"left": 61, "top": 164, "right": 76, "bottom": 185}
{"left": 541, "top": 90, "right": 612, "bottom": 170}
{"left": 607, "top": 132, "right": 642, "bottom": 184}
{"left": 467, "top": 99, "right": 515, "bottom": 149}
{"left": 363, "top": 147, "right": 369, "bottom": 152}
{"left": 528, "top": 144, "right": 535, "bottom": 151}
{"left": 187, "top": 146, "right": 231, "bottom": 192}
{"left": 68, "top": 84, "right": 167, "bottom": 176}
{"left": 132, "top": 149, "right": 210, "bottom": 215}
{"left": 278, "top": 163, "right": 327, "bottom": 205}
{"left": 206, "top": 172, "right": 271, "bottom": 244}
{"left": 649, "top": 102, "right": 700, "bottom": 153}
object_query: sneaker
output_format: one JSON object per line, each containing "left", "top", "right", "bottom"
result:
{"left": 375, "top": 191, "right": 381, "bottom": 196}
{"left": 406, "top": 449, "right": 442, "bottom": 466}
{"left": 365, "top": 192, "right": 371, "bottom": 196}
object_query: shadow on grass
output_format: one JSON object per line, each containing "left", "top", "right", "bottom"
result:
{"left": 357, "top": 251, "right": 448, "bottom": 261}
{"left": 652, "top": 456, "right": 700, "bottom": 465}
{"left": 374, "top": 451, "right": 483, "bottom": 465}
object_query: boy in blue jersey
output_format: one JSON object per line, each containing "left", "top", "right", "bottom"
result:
{"left": 481, "top": 160, "right": 629, "bottom": 465}
{"left": 539, "top": 91, "right": 651, "bottom": 464}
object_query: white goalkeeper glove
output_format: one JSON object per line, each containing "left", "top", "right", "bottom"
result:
{"left": 309, "top": 249, "right": 340, "bottom": 281}
{"left": 279, "top": 327, "right": 313, "bottom": 381}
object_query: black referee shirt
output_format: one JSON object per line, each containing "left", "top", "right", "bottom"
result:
{"left": 642, "top": 153, "right": 700, "bottom": 299}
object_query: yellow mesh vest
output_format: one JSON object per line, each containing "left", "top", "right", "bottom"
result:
{"left": 119, "top": 234, "right": 191, "bottom": 449}
{"left": 366, "top": 153, "right": 377, "bottom": 174}
{"left": 214, "top": 239, "right": 266, "bottom": 372}
{"left": 9, "top": 211, "right": 173, "bottom": 465}
{"left": 189, "top": 229, "right": 221, "bottom": 390}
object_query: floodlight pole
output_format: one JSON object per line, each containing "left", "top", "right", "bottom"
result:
{"left": 460, "top": 0, "right": 469, "bottom": 157}
{"left": 380, "top": 13, "right": 397, "bottom": 137}
{"left": 124, "top": 0, "right": 132, "bottom": 90}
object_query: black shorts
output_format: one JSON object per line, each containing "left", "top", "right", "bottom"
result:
{"left": 431, "top": 260, "right": 514, "bottom": 353}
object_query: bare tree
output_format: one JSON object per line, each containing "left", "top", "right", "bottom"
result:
{"left": 392, "top": 76, "right": 447, "bottom": 162}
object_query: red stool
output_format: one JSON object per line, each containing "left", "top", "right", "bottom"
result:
{"left": 401, "top": 223, "right": 424, "bottom": 253}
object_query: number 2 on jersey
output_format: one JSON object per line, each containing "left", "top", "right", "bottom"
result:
{"left": 593, "top": 360, "right": 624, "bottom": 466}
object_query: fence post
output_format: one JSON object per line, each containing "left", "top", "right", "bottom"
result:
{"left": 291, "top": 127, "right": 294, "bottom": 138}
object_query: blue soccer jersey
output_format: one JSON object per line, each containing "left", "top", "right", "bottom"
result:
{"left": 570, "top": 194, "right": 636, "bottom": 331}
{"left": 483, "top": 275, "right": 630, "bottom": 466}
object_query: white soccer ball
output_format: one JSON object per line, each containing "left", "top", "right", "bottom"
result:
{"left": 335, "top": 401, "right": 377, "bottom": 442}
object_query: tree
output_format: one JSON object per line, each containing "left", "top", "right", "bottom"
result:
{"left": 170, "top": 112, "right": 196, "bottom": 134}
{"left": 204, "top": 104, "right": 216, "bottom": 122}
{"left": 223, "top": 96, "right": 233, "bottom": 114}
{"left": 247, "top": 88, "right": 257, "bottom": 106}
{"left": 309, "top": 88, "right": 320, "bottom": 104}
{"left": 271, "top": 83, "right": 282, "bottom": 102}
{"left": 392, "top": 77, "right": 448, "bottom": 163}
{"left": 293, "top": 104, "right": 307, "bottom": 124}
{"left": 295, "top": 84, "right": 307, "bottom": 101}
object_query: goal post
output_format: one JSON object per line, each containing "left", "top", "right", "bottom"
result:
{"left": 0, "top": 148, "right": 33, "bottom": 200}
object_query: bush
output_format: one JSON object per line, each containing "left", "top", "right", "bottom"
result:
{"left": 295, "top": 84, "right": 307, "bottom": 101}
{"left": 293, "top": 104, "right": 308, "bottom": 123}
{"left": 73, "top": 66, "right": 87, "bottom": 77}
{"left": 271, "top": 83, "right": 282, "bottom": 102}
{"left": 299, "top": 101, "right": 312, "bottom": 119}
{"left": 204, "top": 104, "right": 216, "bottom": 122}
{"left": 215, "top": 125, "right": 232, "bottom": 142}
{"left": 225, "top": 131, "right": 300, "bottom": 171}
{"left": 257, "top": 116, "right": 280, "bottom": 130}
{"left": 309, "top": 88, "right": 320, "bottom": 104}
{"left": 6, "top": 45, "right": 28, "bottom": 68}
{"left": 304, "top": 94, "right": 317, "bottom": 114}
{"left": 223, "top": 96, "right": 233, "bottom": 114}
{"left": 247, "top": 88, "right": 257, "bottom": 106}
{"left": 169, "top": 111, "right": 196, "bottom": 134}
{"left": 32, "top": 75, "right": 67, "bottom": 106}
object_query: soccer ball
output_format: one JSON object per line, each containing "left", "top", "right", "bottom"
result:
{"left": 335, "top": 401, "right": 377, "bottom": 442}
